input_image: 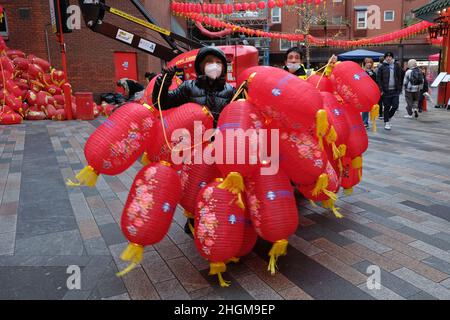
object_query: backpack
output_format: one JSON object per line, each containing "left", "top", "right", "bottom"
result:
{"left": 410, "top": 67, "right": 424, "bottom": 86}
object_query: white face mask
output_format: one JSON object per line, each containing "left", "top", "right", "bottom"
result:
{"left": 204, "top": 63, "right": 223, "bottom": 80}
{"left": 286, "top": 63, "right": 301, "bottom": 72}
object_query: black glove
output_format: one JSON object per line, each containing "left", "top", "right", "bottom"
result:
{"left": 156, "top": 66, "right": 176, "bottom": 87}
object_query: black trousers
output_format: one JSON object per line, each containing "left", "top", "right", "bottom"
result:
{"left": 378, "top": 97, "right": 384, "bottom": 117}
{"left": 382, "top": 91, "right": 400, "bottom": 123}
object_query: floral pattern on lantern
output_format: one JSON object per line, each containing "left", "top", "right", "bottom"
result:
{"left": 196, "top": 186, "right": 219, "bottom": 256}
{"left": 124, "top": 166, "right": 158, "bottom": 237}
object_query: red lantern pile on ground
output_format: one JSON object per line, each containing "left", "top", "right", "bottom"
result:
{"left": 0, "top": 35, "right": 77, "bottom": 124}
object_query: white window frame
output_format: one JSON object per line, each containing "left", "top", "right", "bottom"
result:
{"left": 384, "top": 10, "right": 395, "bottom": 22}
{"left": 271, "top": 7, "right": 281, "bottom": 24}
{"left": 280, "top": 39, "right": 295, "bottom": 51}
{"left": 356, "top": 11, "right": 367, "bottom": 29}
{"left": 0, "top": 11, "right": 9, "bottom": 39}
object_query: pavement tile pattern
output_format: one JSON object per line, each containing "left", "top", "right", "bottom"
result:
{"left": 1, "top": 101, "right": 450, "bottom": 300}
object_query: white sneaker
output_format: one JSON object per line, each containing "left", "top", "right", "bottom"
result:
{"left": 384, "top": 122, "right": 391, "bottom": 130}
{"left": 403, "top": 114, "right": 413, "bottom": 119}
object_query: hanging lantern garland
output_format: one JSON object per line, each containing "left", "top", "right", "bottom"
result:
{"left": 171, "top": 1, "right": 435, "bottom": 48}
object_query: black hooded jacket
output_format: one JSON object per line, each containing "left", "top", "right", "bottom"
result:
{"left": 152, "top": 47, "right": 236, "bottom": 125}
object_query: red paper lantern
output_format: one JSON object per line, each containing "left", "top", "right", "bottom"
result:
{"left": 69, "top": 103, "right": 158, "bottom": 187}
{"left": 234, "top": 3, "right": 243, "bottom": 11}
{"left": 330, "top": 61, "right": 381, "bottom": 112}
{"left": 320, "top": 92, "right": 350, "bottom": 151}
{"left": 306, "top": 74, "right": 334, "bottom": 93}
{"left": 35, "top": 91, "right": 50, "bottom": 107}
{"left": 6, "top": 49, "right": 26, "bottom": 60}
{"left": 341, "top": 156, "right": 363, "bottom": 193}
{"left": 52, "top": 109, "right": 66, "bottom": 121}
{"left": 194, "top": 179, "right": 246, "bottom": 286}
{"left": 258, "top": 1, "right": 266, "bottom": 9}
{"left": 46, "top": 84, "right": 62, "bottom": 96}
{"left": 276, "top": 0, "right": 285, "bottom": 7}
{"left": 0, "top": 69, "right": 12, "bottom": 82}
{"left": 0, "top": 56, "right": 14, "bottom": 74}
{"left": 249, "top": 2, "right": 257, "bottom": 11}
{"left": 51, "top": 69, "right": 65, "bottom": 86}
{"left": 298, "top": 161, "right": 340, "bottom": 202}
{"left": 145, "top": 103, "right": 214, "bottom": 165}
{"left": 242, "top": 2, "right": 250, "bottom": 11}
{"left": 279, "top": 128, "right": 328, "bottom": 186}
{"left": 215, "top": 100, "right": 262, "bottom": 178}
{"left": 118, "top": 162, "right": 182, "bottom": 275}
{"left": 14, "top": 78, "right": 29, "bottom": 91}
{"left": 343, "top": 106, "right": 368, "bottom": 159}
{"left": 12, "top": 57, "right": 29, "bottom": 71}
{"left": 6, "top": 79, "right": 23, "bottom": 98}
{"left": 44, "top": 104, "right": 58, "bottom": 119}
{"left": 179, "top": 150, "right": 221, "bottom": 216}
{"left": 0, "top": 112, "right": 23, "bottom": 125}
{"left": 26, "top": 110, "right": 46, "bottom": 120}
{"left": 244, "top": 66, "right": 324, "bottom": 132}
{"left": 245, "top": 169, "right": 298, "bottom": 274}
{"left": 235, "top": 209, "right": 258, "bottom": 258}
{"left": 29, "top": 57, "right": 51, "bottom": 73}
{"left": 28, "top": 63, "right": 44, "bottom": 80}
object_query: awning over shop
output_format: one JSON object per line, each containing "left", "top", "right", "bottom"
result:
{"left": 337, "top": 49, "right": 384, "bottom": 61}
{"left": 413, "top": 0, "right": 450, "bottom": 22}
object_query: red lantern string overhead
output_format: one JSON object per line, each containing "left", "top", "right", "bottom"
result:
{"left": 172, "top": 3, "right": 434, "bottom": 47}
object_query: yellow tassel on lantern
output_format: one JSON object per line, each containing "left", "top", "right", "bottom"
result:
{"left": 218, "top": 172, "right": 245, "bottom": 209}
{"left": 312, "top": 174, "right": 329, "bottom": 197}
{"left": 66, "top": 165, "right": 99, "bottom": 188}
{"left": 352, "top": 156, "right": 363, "bottom": 181}
{"left": 338, "top": 144, "right": 347, "bottom": 158}
{"left": 370, "top": 104, "right": 379, "bottom": 133}
{"left": 326, "top": 126, "right": 340, "bottom": 160}
{"left": 141, "top": 152, "right": 150, "bottom": 166}
{"left": 209, "top": 262, "right": 231, "bottom": 287}
{"left": 226, "top": 257, "right": 240, "bottom": 264}
{"left": 268, "top": 239, "right": 288, "bottom": 275}
{"left": 116, "top": 243, "right": 144, "bottom": 277}
{"left": 316, "top": 109, "right": 329, "bottom": 151}
{"left": 183, "top": 210, "right": 194, "bottom": 219}
{"left": 344, "top": 187, "right": 354, "bottom": 196}
{"left": 322, "top": 199, "right": 344, "bottom": 219}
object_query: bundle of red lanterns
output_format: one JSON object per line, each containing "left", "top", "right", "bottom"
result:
{"left": 72, "top": 59, "right": 379, "bottom": 287}
{"left": 0, "top": 35, "right": 84, "bottom": 124}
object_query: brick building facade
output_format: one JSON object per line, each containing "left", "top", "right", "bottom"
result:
{"left": 204, "top": 0, "right": 439, "bottom": 64}
{"left": 0, "top": 0, "right": 185, "bottom": 97}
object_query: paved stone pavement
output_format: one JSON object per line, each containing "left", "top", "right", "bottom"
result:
{"left": 1, "top": 98, "right": 450, "bottom": 300}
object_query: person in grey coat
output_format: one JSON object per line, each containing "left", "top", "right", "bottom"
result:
{"left": 403, "top": 59, "right": 423, "bottom": 119}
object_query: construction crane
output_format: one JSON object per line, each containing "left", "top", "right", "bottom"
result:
{"left": 78, "top": 0, "right": 259, "bottom": 84}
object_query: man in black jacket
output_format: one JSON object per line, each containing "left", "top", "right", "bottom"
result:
{"left": 376, "top": 52, "right": 403, "bottom": 130}
{"left": 152, "top": 46, "right": 236, "bottom": 235}
{"left": 152, "top": 46, "right": 236, "bottom": 127}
